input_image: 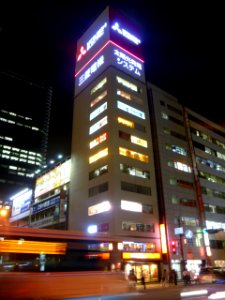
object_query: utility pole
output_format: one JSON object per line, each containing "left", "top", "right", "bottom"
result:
{"left": 177, "top": 216, "right": 185, "bottom": 272}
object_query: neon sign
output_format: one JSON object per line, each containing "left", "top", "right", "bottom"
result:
{"left": 111, "top": 22, "right": 141, "bottom": 45}
{"left": 77, "top": 22, "right": 107, "bottom": 62}
{"left": 113, "top": 48, "right": 142, "bottom": 76}
{"left": 78, "top": 55, "right": 105, "bottom": 87}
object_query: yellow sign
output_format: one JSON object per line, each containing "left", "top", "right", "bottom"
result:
{"left": 122, "top": 252, "right": 161, "bottom": 260}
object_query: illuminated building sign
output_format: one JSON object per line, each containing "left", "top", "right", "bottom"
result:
{"left": 90, "top": 102, "right": 107, "bottom": 121}
{"left": 111, "top": 22, "right": 141, "bottom": 45}
{"left": 89, "top": 116, "right": 108, "bottom": 135}
{"left": 35, "top": 159, "right": 71, "bottom": 198}
{"left": 117, "top": 101, "right": 145, "bottom": 119}
{"left": 75, "top": 41, "right": 144, "bottom": 95}
{"left": 11, "top": 189, "right": 32, "bottom": 217}
{"left": 90, "top": 132, "right": 108, "bottom": 149}
{"left": 77, "top": 22, "right": 108, "bottom": 62}
{"left": 32, "top": 195, "right": 60, "bottom": 214}
{"left": 160, "top": 224, "right": 168, "bottom": 254}
{"left": 122, "top": 252, "right": 161, "bottom": 260}
{"left": 113, "top": 48, "right": 142, "bottom": 76}
{"left": 78, "top": 55, "right": 105, "bottom": 87}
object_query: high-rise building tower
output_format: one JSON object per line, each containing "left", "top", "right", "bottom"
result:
{"left": 69, "top": 7, "right": 161, "bottom": 278}
{"left": 0, "top": 71, "right": 52, "bottom": 201}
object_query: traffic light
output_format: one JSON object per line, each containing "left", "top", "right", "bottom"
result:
{"left": 171, "top": 240, "right": 177, "bottom": 254}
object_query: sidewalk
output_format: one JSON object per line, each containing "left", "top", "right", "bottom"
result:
{"left": 136, "top": 281, "right": 183, "bottom": 291}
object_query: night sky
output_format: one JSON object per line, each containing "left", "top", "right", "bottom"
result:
{"left": 1, "top": 1, "right": 224, "bottom": 159}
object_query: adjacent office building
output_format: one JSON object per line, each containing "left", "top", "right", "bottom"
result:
{"left": 148, "top": 82, "right": 225, "bottom": 274}
{"left": 0, "top": 71, "right": 52, "bottom": 201}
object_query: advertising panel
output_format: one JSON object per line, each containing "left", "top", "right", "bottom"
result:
{"left": 11, "top": 189, "right": 32, "bottom": 217}
{"left": 75, "top": 6, "right": 143, "bottom": 75}
{"left": 75, "top": 41, "right": 145, "bottom": 95}
{"left": 34, "top": 159, "right": 71, "bottom": 198}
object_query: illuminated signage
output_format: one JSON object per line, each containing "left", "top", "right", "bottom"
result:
{"left": 122, "top": 252, "right": 161, "bottom": 260}
{"left": 78, "top": 55, "right": 105, "bottom": 87}
{"left": 88, "top": 200, "right": 111, "bottom": 216}
{"left": 111, "top": 22, "right": 141, "bottom": 45}
{"left": 90, "top": 132, "right": 107, "bottom": 149}
{"left": 75, "top": 43, "right": 145, "bottom": 95}
{"left": 11, "top": 189, "right": 32, "bottom": 217}
{"left": 113, "top": 48, "right": 142, "bottom": 76}
{"left": 89, "top": 116, "right": 108, "bottom": 135}
{"left": 160, "top": 224, "right": 168, "bottom": 254}
{"left": 90, "top": 102, "right": 107, "bottom": 121}
{"left": 117, "top": 101, "right": 145, "bottom": 119}
{"left": 77, "top": 22, "right": 108, "bottom": 62}
{"left": 32, "top": 195, "right": 60, "bottom": 214}
{"left": 35, "top": 159, "right": 71, "bottom": 198}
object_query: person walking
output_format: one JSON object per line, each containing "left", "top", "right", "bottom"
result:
{"left": 161, "top": 269, "right": 168, "bottom": 287}
{"left": 141, "top": 271, "right": 146, "bottom": 289}
{"left": 173, "top": 269, "right": 178, "bottom": 285}
{"left": 128, "top": 269, "right": 137, "bottom": 290}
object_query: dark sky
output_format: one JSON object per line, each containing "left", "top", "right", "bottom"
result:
{"left": 1, "top": 1, "right": 224, "bottom": 159}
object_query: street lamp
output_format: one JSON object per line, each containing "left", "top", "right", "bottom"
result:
{"left": 0, "top": 202, "right": 10, "bottom": 225}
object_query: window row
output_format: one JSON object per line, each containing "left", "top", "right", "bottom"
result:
{"left": 89, "top": 163, "right": 150, "bottom": 181}
{"left": 88, "top": 199, "right": 153, "bottom": 216}
{"left": 88, "top": 181, "right": 151, "bottom": 197}
{"left": 122, "top": 221, "right": 155, "bottom": 232}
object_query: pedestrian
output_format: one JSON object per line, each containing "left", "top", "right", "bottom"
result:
{"left": 128, "top": 269, "right": 137, "bottom": 290}
{"left": 161, "top": 269, "right": 168, "bottom": 287}
{"left": 183, "top": 269, "right": 191, "bottom": 285}
{"left": 141, "top": 271, "right": 146, "bottom": 289}
{"left": 173, "top": 269, "right": 178, "bottom": 285}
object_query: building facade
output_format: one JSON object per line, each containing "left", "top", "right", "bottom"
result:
{"left": 148, "top": 82, "right": 225, "bottom": 277}
{"left": 69, "top": 7, "right": 162, "bottom": 282}
{"left": 0, "top": 71, "right": 52, "bottom": 201}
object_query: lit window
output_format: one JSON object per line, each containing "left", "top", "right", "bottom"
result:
{"left": 117, "top": 101, "right": 145, "bottom": 119}
{"left": 90, "top": 90, "right": 107, "bottom": 107}
{"left": 118, "top": 117, "right": 134, "bottom": 128}
{"left": 88, "top": 201, "right": 111, "bottom": 216}
{"left": 90, "top": 132, "right": 108, "bottom": 149}
{"left": 90, "top": 77, "right": 107, "bottom": 95}
{"left": 121, "top": 200, "right": 142, "bottom": 212}
{"left": 119, "top": 147, "right": 149, "bottom": 163}
{"left": 116, "top": 76, "right": 138, "bottom": 92}
{"left": 90, "top": 102, "right": 107, "bottom": 121}
{"left": 89, "top": 116, "right": 108, "bottom": 135}
{"left": 131, "top": 135, "right": 147, "bottom": 148}
{"left": 89, "top": 148, "right": 108, "bottom": 164}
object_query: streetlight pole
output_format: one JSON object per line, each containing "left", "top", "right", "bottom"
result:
{"left": 177, "top": 217, "right": 185, "bottom": 273}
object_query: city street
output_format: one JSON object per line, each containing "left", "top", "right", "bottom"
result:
{"left": 59, "top": 285, "right": 186, "bottom": 300}
{"left": 65, "top": 283, "right": 225, "bottom": 300}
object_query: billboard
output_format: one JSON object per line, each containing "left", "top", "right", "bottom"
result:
{"left": 75, "top": 6, "right": 143, "bottom": 76}
{"left": 75, "top": 41, "right": 145, "bottom": 95}
{"left": 34, "top": 159, "right": 71, "bottom": 198}
{"left": 11, "top": 189, "right": 33, "bottom": 218}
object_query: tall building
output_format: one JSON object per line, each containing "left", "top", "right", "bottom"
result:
{"left": 69, "top": 7, "right": 162, "bottom": 281}
{"left": 0, "top": 71, "right": 52, "bottom": 201}
{"left": 148, "top": 82, "right": 225, "bottom": 275}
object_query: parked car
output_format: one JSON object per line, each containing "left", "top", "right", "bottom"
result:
{"left": 197, "top": 267, "right": 225, "bottom": 284}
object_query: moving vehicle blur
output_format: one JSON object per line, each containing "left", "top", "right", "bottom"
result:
{"left": 180, "top": 283, "right": 225, "bottom": 300}
{"left": 197, "top": 267, "right": 225, "bottom": 284}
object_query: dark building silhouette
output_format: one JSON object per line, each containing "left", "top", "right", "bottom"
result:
{"left": 0, "top": 71, "right": 52, "bottom": 201}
